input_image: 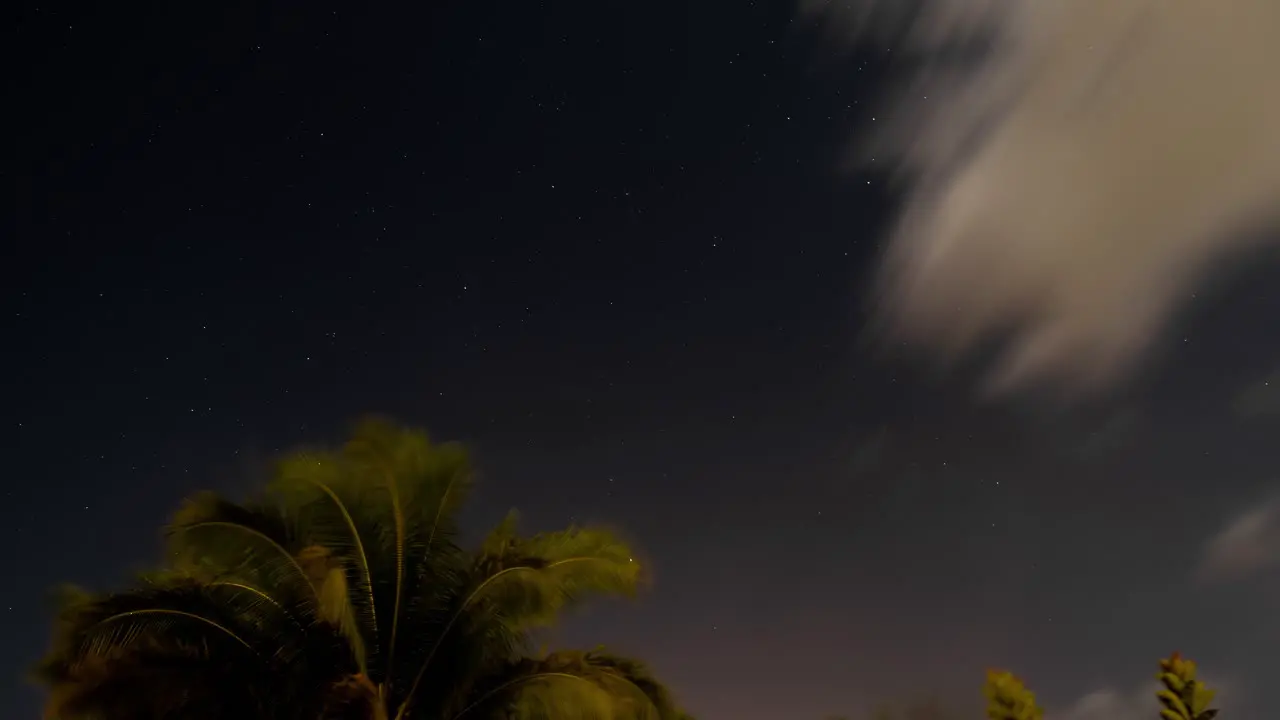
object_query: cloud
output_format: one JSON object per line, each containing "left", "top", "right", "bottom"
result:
{"left": 1053, "top": 678, "right": 1238, "bottom": 720}
{"left": 1076, "top": 407, "right": 1142, "bottom": 460}
{"left": 802, "top": 0, "right": 1280, "bottom": 396}
{"left": 1053, "top": 687, "right": 1149, "bottom": 720}
{"left": 1197, "top": 497, "right": 1280, "bottom": 583}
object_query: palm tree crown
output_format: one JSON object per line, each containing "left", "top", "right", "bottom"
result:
{"left": 36, "top": 418, "right": 690, "bottom": 720}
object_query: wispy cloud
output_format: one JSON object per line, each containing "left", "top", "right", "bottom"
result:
{"left": 1053, "top": 687, "right": 1150, "bottom": 720}
{"left": 1076, "top": 408, "right": 1142, "bottom": 460}
{"left": 1197, "top": 496, "right": 1280, "bottom": 583}
{"left": 802, "top": 0, "right": 1280, "bottom": 396}
{"left": 1052, "top": 678, "right": 1238, "bottom": 720}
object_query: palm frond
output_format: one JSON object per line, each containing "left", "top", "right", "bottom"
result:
{"left": 339, "top": 417, "right": 472, "bottom": 681}
{"left": 268, "top": 417, "right": 473, "bottom": 687}
{"left": 470, "top": 518, "right": 643, "bottom": 632}
{"left": 271, "top": 451, "right": 380, "bottom": 675}
{"left": 565, "top": 650, "right": 679, "bottom": 718}
{"left": 450, "top": 650, "right": 671, "bottom": 720}
{"left": 57, "top": 582, "right": 267, "bottom": 659}
{"left": 41, "top": 649, "right": 267, "bottom": 720}
{"left": 471, "top": 672, "right": 624, "bottom": 720}
{"left": 37, "top": 581, "right": 275, "bottom": 720}
{"left": 35, "top": 577, "right": 354, "bottom": 720}
{"left": 314, "top": 561, "right": 370, "bottom": 673}
{"left": 396, "top": 517, "right": 643, "bottom": 718}
{"left": 164, "top": 491, "right": 317, "bottom": 611}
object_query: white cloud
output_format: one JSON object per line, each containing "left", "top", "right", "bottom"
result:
{"left": 802, "top": 0, "right": 1280, "bottom": 395}
{"left": 1053, "top": 687, "right": 1150, "bottom": 720}
{"left": 1052, "top": 678, "right": 1238, "bottom": 720}
{"left": 1198, "top": 497, "right": 1280, "bottom": 583}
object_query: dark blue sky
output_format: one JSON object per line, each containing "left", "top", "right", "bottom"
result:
{"left": 8, "top": 1, "right": 1279, "bottom": 718}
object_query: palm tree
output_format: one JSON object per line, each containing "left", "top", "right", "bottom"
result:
{"left": 36, "top": 418, "right": 692, "bottom": 720}
{"left": 36, "top": 576, "right": 354, "bottom": 720}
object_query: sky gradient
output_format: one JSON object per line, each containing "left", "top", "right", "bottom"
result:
{"left": 8, "top": 1, "right": 1280, "bottom": 718}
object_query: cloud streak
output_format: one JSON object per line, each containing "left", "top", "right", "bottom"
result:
{"left": 1198, "top": 496, "right": 1280, "bottom": 583}
{"left": 1053, "top": 678, "right": 1238, "bottom": 720}
{"left": 1054, "top": 687, "right": 1152, "bottom": 720}
{"left": 804, "top": 0, "right": 1280, "bottom": 395}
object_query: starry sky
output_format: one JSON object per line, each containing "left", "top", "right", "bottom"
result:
{"left": 8, "top": 1, "right": 1280, "bottom": 718}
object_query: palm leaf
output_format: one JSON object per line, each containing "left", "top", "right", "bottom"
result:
{"left": 567, "top": 651, "right": 680, "bottom": 718}
{"left": 343, "top": 419, "right": 412, "bottom": 682}
{"left": 270, "top": 451, "right": 380, "bottom": 675}
{"left": 164, "top": 491, "right": 317, "bottom": 611}
{"left": 37, "top": 581, "right": 274, "bottom": 720}
{"left": 471, "top": 519, "right": 643, "bottom": 632}
{"left": 450, "top": 650, "right": 673, "bottom": 720}
{"left": 339, "top": 418, "right": 472, "bottom": 683}
{"left": 35, "top": 577, "right": 354, "bottom": 720}
{"left": 470, "top": 672, "right": 625, "bottom": 720}
{"left": 397, "top": 515, "right": 642, "bottom": 719}
{"left": 43, "top": 656, "right": 261, "bottom": 720}
{"left": 269, "top": 418, "right": 473, "bottom": 689}
{"left": 52, "top": 581, "right": 267, "bottom": 660}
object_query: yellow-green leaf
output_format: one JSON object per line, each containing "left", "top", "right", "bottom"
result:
{"left": 1158, "top": 672, "right": 1186, "bottom": 693}
{"left": 1156, "top": 689, "right": 1190, "bottom": 719}
{"left": 1192, "top": 687, "right": 1217, "bottom": 715}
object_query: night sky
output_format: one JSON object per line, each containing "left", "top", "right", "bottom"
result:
{"left": 8, "top": 2, "right": 1280, "bottom": 718}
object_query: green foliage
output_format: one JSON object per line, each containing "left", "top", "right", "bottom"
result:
{"left": 35, "top": 417, "right": 688, "bottom": 720}
{"left": 978, "top": 654, "right": 1221, "bottom": 720}
{"left": 32, "top": 576, "right": 351, "bottom": 720}
{"left": 1156, "top": 652, "right": 1219, "bottom": 720}
{"left": 983, "top": 671, "right": 1043, "bottom": 720}
{"left": 458, "top": 649, "right": 683, "bottom": 720}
